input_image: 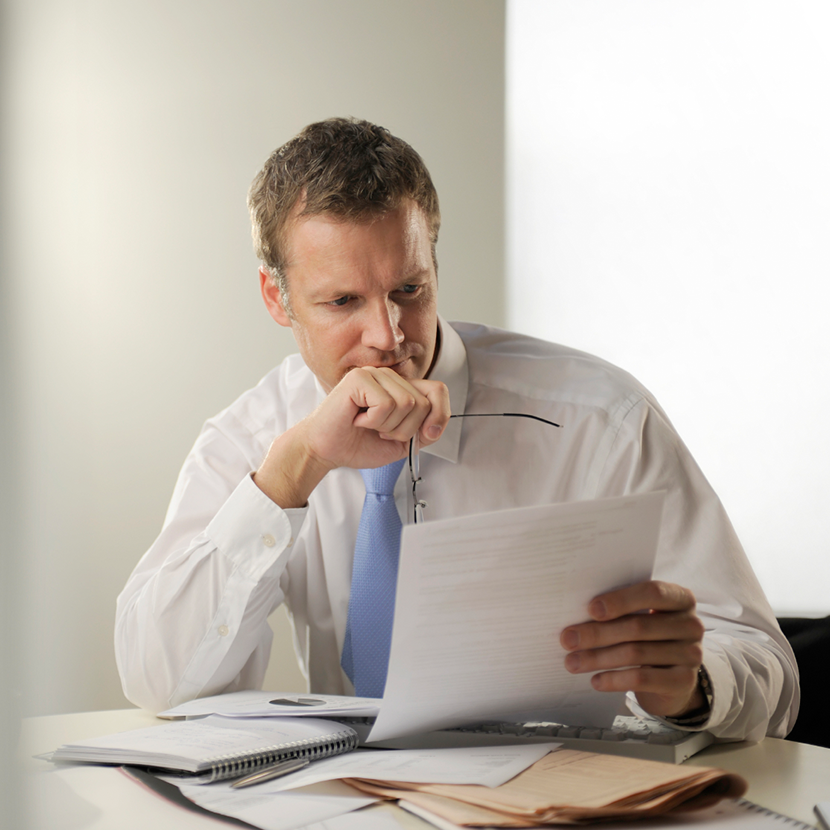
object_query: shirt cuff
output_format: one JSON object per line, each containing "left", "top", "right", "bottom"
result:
{"left": 206, "top": 473, "right": 308, "bottom": 581}
{"left": 661, "top": 665, "right": 714, "bottom": 728}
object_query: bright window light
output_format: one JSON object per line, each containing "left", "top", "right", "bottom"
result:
{"left": 508, "top": 0, "right": 830, "bottom": 615}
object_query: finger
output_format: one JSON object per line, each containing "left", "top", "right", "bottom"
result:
{"left": 560, "top": 609, "right": 704, "bottom": 652}
{"left": 588, "top": 580, "right": 696, "bottom": 621}
{"left": 588, "top": 664, "right": 700, "bottom": 699}
{"left": 350, "top": 368, "right": 430, "bottom": 438}
{"left": 367, "top": 373, "right": 449, "bottom": 444}
{"left": 563, "top": 638, "right": 704, "bottom": 675}
{"left": 373, "top": 374, "right": 433, "bottom": 441}
{"left": 410, "top": 379, "right": 451, "bottom": 445}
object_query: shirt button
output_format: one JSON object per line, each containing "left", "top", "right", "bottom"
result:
{"left": 218, "top": 625, "right": 229, "bottom": 637}
{"left": 262, "top": 534, "right": 276, "bottom": 547}
{"left": 287, "top": 537, "right": 294, "bottom": 547}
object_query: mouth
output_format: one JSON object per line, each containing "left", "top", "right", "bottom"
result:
{"left": 387, "top": 357, "right": 410, "bottom": 372}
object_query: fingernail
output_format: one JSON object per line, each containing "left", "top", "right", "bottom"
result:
{"left": 427, "top": 425, "right": 442, "bottom": 439}
{"left": 589, "top": 599, "right": 607, "bottom": 619}
{"left": 561, "top": 629, "right": 579, "bottom": 650}
{"left": 564, "top": 653, "right": 581, "bottom": 672}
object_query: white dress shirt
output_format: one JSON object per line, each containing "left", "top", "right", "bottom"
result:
{"left": 115, "top": 318, "right": 798, "bottom": 741}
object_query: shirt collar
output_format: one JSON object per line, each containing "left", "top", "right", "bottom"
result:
{"left": 422, "top": 316, "right": 467, "bottom": 464}
{"left": 310, "top": 314, "right": 468, "bottom": 464}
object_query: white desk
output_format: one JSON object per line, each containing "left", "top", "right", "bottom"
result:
{"left": 19, "top": 709, "right": 830, "bottom": 829}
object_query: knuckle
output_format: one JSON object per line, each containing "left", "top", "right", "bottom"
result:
{"left": 689, "top": 615, "right": 705, "bottom": 639}
{"left": 574, "top": 651, "right": 594, "bottom": 672}
{"left": 624, "top": 642, "right": 649, "bottom": 665}
{"left": 652, "top": 580, "right": 673, "bottom": 604}
{"left": 592, "top": 672, "right": 611, "bottom": 691}
{"left": 575, "top": 625, "right": 597, "bottom": 651}
{"left": 675, "top": 584, "right": 696, "bottom": 611}
{"left": 630, "top": 666, "right": 649, "bottom": 688}
{"left": 628, "top": 614, "right": 650, "bottom": 639}
{"left": 374, "top": 397, "right": 395, "bottom": 417}
{"left": 686, "top": 642, "right": 704, "bottom": 665}
{"left": 671, "top": 582, "right": 695, "bottom": 609}
{"left": 649, "top": 580, "right": 696, "bottom": 611}
{"left": 343, "top": 368, "right": 362, "bottom": 389}
{"left": 579, "top": 624, "right": 599, "bottom": 649}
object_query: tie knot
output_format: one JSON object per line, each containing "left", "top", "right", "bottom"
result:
{"left": 360, "top": 458, "right": 406, "bottom": 496}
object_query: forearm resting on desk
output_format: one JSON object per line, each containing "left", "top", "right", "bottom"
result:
{"left": 115, "top": 474, "right": 305, "bottom": 712}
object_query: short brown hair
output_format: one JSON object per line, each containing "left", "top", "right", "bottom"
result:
{"left": 248, "top": 118, "right": 441, "bottom": 306}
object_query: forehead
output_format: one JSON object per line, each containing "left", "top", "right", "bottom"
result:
{"left": 284, "top": 202, "right": 433, "bottom": 278}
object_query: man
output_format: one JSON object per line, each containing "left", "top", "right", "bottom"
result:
{"left": 116, "top": 118, "right": 797, "bottom": 741}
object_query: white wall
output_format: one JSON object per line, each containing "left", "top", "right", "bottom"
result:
{"left": 507, "top": 0, "right": 830, "bottom": 616}
{"left": 2, "top": 0, "right": 506, "bottom": 720}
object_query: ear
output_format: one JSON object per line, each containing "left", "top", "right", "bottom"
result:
{"left": 259, "top": 267, "right": 292, "bottom": 328}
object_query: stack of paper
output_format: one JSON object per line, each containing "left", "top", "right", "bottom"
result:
{"left": 343, "top": 749, "right": 748, "bottom": 825}
{"left": 167, "top": 743, "right": 559, "bottom": 830}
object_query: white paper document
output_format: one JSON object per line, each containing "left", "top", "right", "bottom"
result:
{"left": 176, "top": 778, "right": 377, "bottom": 830}
{"left": 160, "top": 690, "right": 380, "bottom": 720}
{"left": 257, "top": 743, "right": 558, "bottom": 792}
{"left": 368, "top": 491, "right": 665, "bottom": 742}
{"left": 302, "top": 810, "right": 408, "bottom": 830}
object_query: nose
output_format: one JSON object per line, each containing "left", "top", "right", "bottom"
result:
{"left": 361, "top": 298, "right": 405, "bottom": 352}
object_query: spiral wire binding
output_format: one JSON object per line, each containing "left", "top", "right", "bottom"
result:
{"left": 733, "top": 799, "right": 814, "bottom": 828}
{"left": 202, "top": 727, "right": 358, "bottom": 783}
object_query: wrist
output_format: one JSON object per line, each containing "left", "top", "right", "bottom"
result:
{"left": 664, "top": 666, "right": 714, "bottom": 727}
{"left": 254, "top": 425, "right": 333, "bottom": 508}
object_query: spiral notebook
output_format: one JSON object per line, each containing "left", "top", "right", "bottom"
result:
{"left": 47, "top": 714, "right": 358, "bottom": 783}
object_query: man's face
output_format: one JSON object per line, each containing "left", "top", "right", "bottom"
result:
{"left": 261, "top": 200, "right": 439, "bottom": 394}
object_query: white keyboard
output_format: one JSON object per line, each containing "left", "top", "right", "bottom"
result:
{"left": 346, "top": 716, "right": 714, "bottom": 764}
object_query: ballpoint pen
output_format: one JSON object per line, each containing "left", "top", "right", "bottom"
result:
{"left": 231, "top": 757, "right": 310, "bottom": 789}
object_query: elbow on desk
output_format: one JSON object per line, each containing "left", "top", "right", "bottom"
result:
{"left": 114, "top": 593, "right": 275, "bottom": 714}
{"left": 113, "top": 594, "right": 192, "bottom": 714}
{"left": 702, "top": 637, "right": 800, "bottom": 744}
{"left": 114, "top": 624, "right": 179, "bottom": 714}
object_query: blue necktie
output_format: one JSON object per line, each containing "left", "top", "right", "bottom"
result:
{"left": 341, "top": 458, "right": 406, "bottom": 698}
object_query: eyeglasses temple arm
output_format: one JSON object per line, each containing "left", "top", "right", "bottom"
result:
{"left": 449, "top": 412, "right": 561, "bottom": 428}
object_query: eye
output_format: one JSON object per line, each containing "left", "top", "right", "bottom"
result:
{"left": 398, "top": 284, "right": 421, "bottom": 296}
{"left": 327, "top": 296, "right": 352, "bottom": 307}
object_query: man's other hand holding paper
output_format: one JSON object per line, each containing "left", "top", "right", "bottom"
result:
{"left": 562, "top": 580, "right": 708, "bottom": 720}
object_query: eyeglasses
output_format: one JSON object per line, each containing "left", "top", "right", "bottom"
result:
{"left": 408, "top": 413, "right": 562, "bottom": 524}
